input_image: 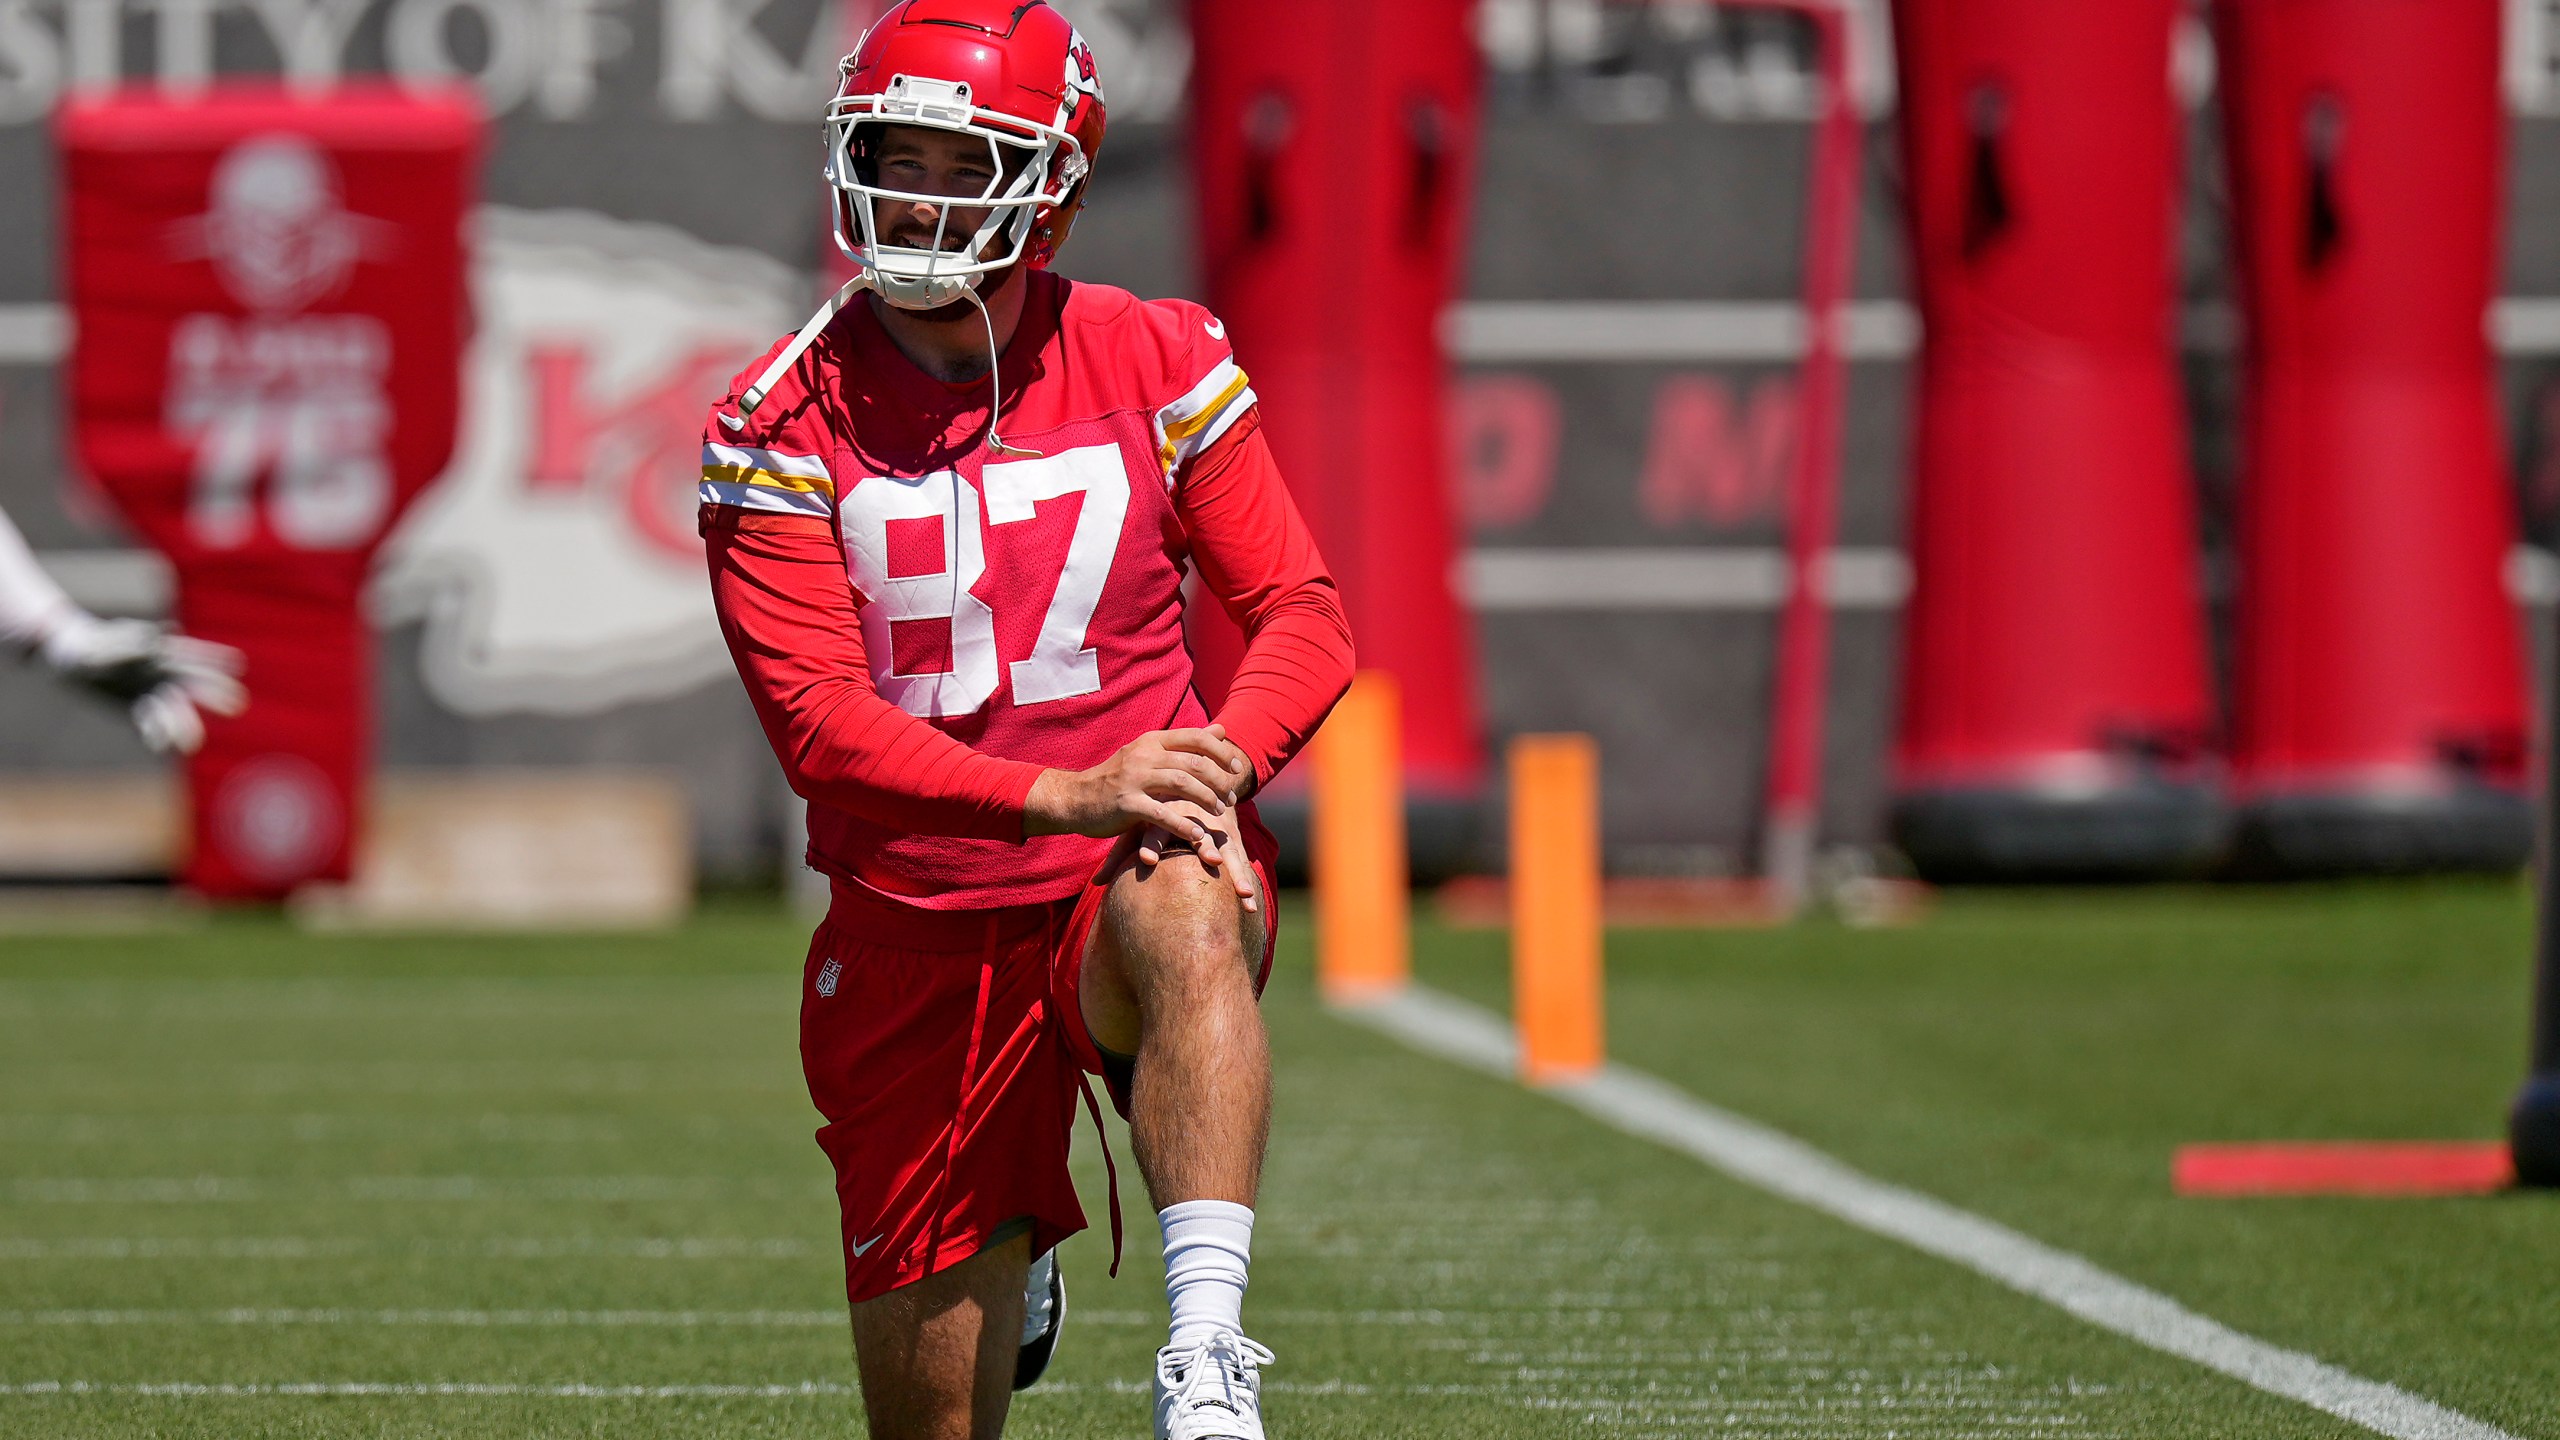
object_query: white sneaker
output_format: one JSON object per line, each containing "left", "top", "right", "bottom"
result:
{"left": 1152, "top": 1329, "right": 1273, "bottom": 1440}
{"left": 1013, "top": 1248, "right": 1065, "bottom": 1391}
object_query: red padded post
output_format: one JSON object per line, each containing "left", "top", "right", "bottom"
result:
{"left": 2218, "top": 0, "right": 2530, "bottom": 873}
{"left": 1186, "top": 0, "right": 1487, "bottom": 849}
{"left": 1887, "top": 0, "right": 2223, "bottom": 879}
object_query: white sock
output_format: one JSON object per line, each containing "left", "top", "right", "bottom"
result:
{"left": 1158, "top": 1199, "right": 1253, "bottom": 1346}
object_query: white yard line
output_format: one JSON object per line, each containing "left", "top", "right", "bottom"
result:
{"left": 1, "top": 1308, "right": 845, "bottom": 1328}
{"left": 0, "top": 1378, "right": 1487, "bottom": 1400}
{"left": 0, "top": 1297, "right": 1441, "bottom": 1330}
{"left": 0, "top": 1236, "right": 819, "bottom": 1261}
{"left": 0, "top": 1380, "right": 870, "bottom": 1399}
{"left": 4, "top": 1175, "right": 824, "bottom": 1204}
{"left": 1333, "top": 984, "right": 2520, "bottom": 1440}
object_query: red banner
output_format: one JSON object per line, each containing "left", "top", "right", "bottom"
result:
{"left": 61, "top": 84, "right": 480, "bottom": 898}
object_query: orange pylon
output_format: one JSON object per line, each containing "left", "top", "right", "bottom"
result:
{"left": 1314, "top": 671, "right": 1409, "bottom": 1002}
{"left": 1511, "top": 733, "right": 1602, "bottom": 1082}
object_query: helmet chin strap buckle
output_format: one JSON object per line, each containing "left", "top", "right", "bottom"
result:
{"left": 736, "top": 264, "right": 1036, "bottom": 463}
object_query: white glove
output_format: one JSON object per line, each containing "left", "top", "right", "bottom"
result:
{"left": 39, "top": 612, "right": 248, "bottom": 755}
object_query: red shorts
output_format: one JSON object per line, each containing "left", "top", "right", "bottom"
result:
{"left": 798, "top": 810, "right": 1280, "bottom": 1304}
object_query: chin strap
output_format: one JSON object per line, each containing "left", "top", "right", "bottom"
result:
{"left": 735, "top": 273, "right": 872, "bottom": 421}
{"left": 731, "top": 267, "right": 1041, "bottom": 465}
{"left": 962, "top": 281, "right": 1043, "bottom": 460}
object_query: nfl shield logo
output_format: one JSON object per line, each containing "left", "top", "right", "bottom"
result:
{"left": 815, "top": 957, "right": 842, "bottom": 998}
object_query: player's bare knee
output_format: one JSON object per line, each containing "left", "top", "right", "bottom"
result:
{"left": 1103, "top": 857, "right": 1258, "bottom": 994}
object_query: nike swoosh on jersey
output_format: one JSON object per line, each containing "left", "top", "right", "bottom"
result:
{"left": 851, "top": 1234, "right": 885, "bottom": 1257}
{"left": 1204, "top": 318, "right": 1225, "bottom": 340}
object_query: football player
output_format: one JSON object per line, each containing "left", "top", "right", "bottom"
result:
{"left": 699, "top": 4, "right": 1355, "bottom": 1439}
{"left": 0, "top": 504, "right": 243, "bottom": 753}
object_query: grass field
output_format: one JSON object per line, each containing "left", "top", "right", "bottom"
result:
{"left": 1, "top": 881, "right": 2552, "bottom": 1438}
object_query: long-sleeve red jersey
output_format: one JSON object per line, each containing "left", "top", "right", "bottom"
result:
{"left": 702, "top": 272, "right": 1354, "bottom": 910}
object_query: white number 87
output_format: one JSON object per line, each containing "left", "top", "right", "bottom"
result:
{"left": 841, "top": 444, "right": 1133, "bottom": 720}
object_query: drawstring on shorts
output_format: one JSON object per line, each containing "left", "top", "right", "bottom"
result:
{"left": 1046, "top": 904, "right": 1123, "bottom": 1277}
{"left": 1076, "top": 1071, "right": 1124, "bottom": 1277}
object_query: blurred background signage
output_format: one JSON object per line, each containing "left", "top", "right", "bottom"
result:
{"left": 5, "top": 0, "right": 2560, "bottom": 898}
{"left": 59, "top": 86, "right": 475, "bottom": 897}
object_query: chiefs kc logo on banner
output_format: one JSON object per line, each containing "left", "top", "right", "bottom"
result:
{"left": 61, "top": 84, "right": 480, "bottom": 900}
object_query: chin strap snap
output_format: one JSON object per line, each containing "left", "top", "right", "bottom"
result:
{"left": 733, "top": 268, "right": 1039, "bottom": 466}
{"left": 737, "top": 273, "right": 872, "bottom": 420}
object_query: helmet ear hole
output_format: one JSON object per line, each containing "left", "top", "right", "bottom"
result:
{"left": 1031, "top": 179, "right": 1088, "bottom": 268}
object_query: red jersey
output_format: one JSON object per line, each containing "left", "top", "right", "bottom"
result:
{"left": 701, "top": 271, "right": 1353, "bottom": 909}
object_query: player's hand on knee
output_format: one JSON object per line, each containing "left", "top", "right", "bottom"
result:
{"left": 1162, "top": 725, "right": 1254, "bottom": 798}
{"left": 1028, "top": 726, "right": 1252, "bottom": 842}
{"left": 1128, "top": 800, "right": 1260, "bottom": 914}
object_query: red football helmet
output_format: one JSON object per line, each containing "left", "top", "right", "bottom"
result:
{"left": 824, "top": 0, "right": 1108, "bottom": 310}
{"left": 738, "top": 0, "right": 1103, "bottom": 417}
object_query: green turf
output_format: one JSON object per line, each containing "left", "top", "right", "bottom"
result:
{"left": 0, "top": 885, "right": 2547, "bottom": 1437}
{"left": 1420, "top": 879, "right": 2560, "bottom": 1438}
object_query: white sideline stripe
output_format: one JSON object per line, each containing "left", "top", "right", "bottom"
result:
{"left": 1, "top": 1308, "right": 844, "bottom": 1328}
{"left": 1333, "top": 985, "right": 2520, "bottom": 1440}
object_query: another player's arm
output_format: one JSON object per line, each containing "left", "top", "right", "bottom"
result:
{"left": 0, "top": 505, "right": 244, "bottom": 753}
